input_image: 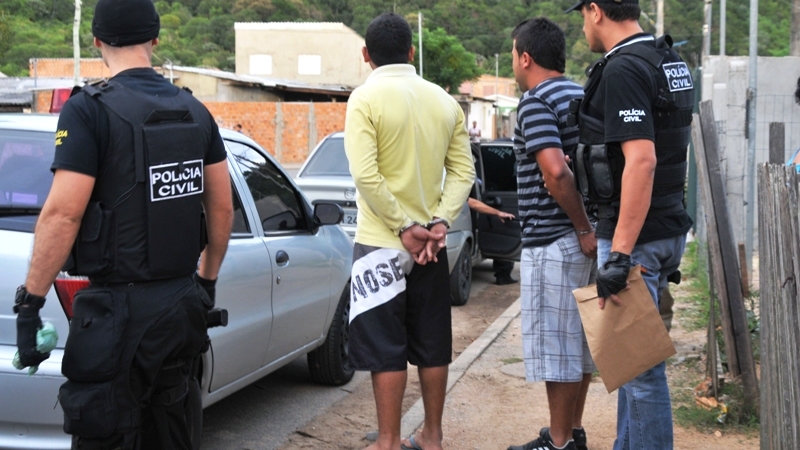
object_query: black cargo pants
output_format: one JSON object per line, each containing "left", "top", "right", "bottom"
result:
{"left": 59, "top": 275, "right": 208, "bottom": 450}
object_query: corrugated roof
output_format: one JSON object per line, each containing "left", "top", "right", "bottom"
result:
{"left": 0, "top": 77, "right": 75, "bottom": 106}
{"left": 166, "top": 65, "right": 354, "bottom": 95}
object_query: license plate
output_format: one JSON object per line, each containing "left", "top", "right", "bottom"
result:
{"left": 343, "top": 209, "right": 357, "bottom": 225}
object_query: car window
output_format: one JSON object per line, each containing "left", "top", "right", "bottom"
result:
{"left": 230, "top": 180, "right": 250, "bottom": 234}
{"left": 0, "top": 130, "right": 55, "bottom": 208}
{"left": 301, "top": 137, "right": 350, "bottom": 177}
{"left": 480, "top": 145, "right": 517, "bottom": 192}
{"left": 226, "top": 140, "right": 306, "bottom": 233}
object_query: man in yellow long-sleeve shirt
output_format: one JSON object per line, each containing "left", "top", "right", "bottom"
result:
{"left": 344, "top": 13, "right": 474, "bottom": 450}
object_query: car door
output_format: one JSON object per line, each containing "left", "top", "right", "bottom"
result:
{"left": 476, "top": 141, "right": 522, "bottom": 261}
{"left": 226, "top": 140, "right": 334, "bottom": 368}
{"left": 208, "top": 157, "right": 274, "bottom": 392}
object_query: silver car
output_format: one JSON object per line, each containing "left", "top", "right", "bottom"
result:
{"left": 294, "top": 132, "right": 522, "bottom": 306}
{"left": 0, "top": 114, "right": 354, "bottom": 450}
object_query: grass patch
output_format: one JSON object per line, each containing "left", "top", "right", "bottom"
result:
{"left": 501, "top": 357, "right": 523, "bottom": 365}
{"left": 677, "top": 240, "right": 715, "bottom": 332}
{"left": 669, "top": 239, "right": 761, "bottom": 436}
{"left": 673, "top": 378, "right": 760, "bottom": 436}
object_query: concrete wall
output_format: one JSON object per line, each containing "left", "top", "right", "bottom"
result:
{"left": 235, "top": 23, "right": 370, "bottom": 87}
{"left": 700, "top": 56, "right": 800, "bottom": 254}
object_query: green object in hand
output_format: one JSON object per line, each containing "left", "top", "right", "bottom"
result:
{"left": 12, "top": 321, "right": 58, "bottom": 376}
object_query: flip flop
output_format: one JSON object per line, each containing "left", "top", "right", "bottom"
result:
{"left": 400, "top": 435, "right": 424, "bottom": 450}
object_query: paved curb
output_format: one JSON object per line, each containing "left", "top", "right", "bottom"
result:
{"left": 400, "top": 297, "right": 522, "bottom": 438}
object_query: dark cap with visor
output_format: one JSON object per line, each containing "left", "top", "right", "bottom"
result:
{"left": 565, "top": 0, "right": 639, "bottom": 13}
{"left": 92, "top": 0, "right": 161, "bottom": 47}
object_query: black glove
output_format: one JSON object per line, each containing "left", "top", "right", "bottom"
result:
{"left": 597, "top": 252, "right": 631, "bottom": 298}
{"left": 667, "top": 270, "right": 681, "bottom": 285}
{"left": 14, "top": 286, "right": 50, "bottom": 368}
{"left": 194, "top": 274, "right": 217, "bottom": 309}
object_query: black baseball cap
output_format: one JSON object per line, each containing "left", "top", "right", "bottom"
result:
{"left": 92, "top": 0, "right": 161, "bottom": 47}
{"left": 565, "top": 0, "right": 639, "bottom": 13}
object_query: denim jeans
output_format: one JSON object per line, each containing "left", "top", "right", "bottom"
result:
{"left": 598, "top": 234, "right": 686, "bottom": 450}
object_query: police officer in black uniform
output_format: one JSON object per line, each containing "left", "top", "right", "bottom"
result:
{"left": 565, "top": 0, "right": 694, "bottom": 448}
{"left": 14, "top": 0, "right": 233, "bottom": 448}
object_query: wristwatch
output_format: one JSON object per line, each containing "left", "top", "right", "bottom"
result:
{"left": 13, "top": 286, "right": 46, "bottom": 313}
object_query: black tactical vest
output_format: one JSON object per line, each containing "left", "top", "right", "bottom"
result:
{"left": 573, "top": 35, "right": 694, "bottom": 218}
{"left": 68, "top": 81, "right": 209, "bottom": 283}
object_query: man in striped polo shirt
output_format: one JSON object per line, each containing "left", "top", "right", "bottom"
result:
{"left": 506, "top": 18, "right": 597, "bottom": 450}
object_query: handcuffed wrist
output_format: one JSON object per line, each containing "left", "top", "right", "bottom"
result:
{"left": 398, "top": 221, "right": 422, "bottom": 235}
{"left": 426, "top": 217, "right": 450, "bottom": 230}
{"left": 576, "top": 227, "right": 595, "bottom": 235}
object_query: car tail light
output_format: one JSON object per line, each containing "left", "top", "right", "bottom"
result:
{"left": 49, "top": 88, "right": 72, "bottom": 113}
{"left": 53, "top": 276, "right": 89, "bottom": 320}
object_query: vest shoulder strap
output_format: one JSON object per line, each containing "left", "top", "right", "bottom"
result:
{"left": 614, "top": 42, "right": 664, "bottom": 69}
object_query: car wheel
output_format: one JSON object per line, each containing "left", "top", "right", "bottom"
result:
{"left": 186, "top": 375, "right": 202, "bottom": 450}
{"left": 308, "top": 283, "right": 355, "bottom": 386}
{"left": 450, "top": 242, "right": 472, "bottom": 306}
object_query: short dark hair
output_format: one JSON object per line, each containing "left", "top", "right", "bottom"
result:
{"left": 365, "top": 13, "right": 412, "bottom": 67}
{"left": 585, "top": 2, "right": 642, "bottom": 22}
{"left": 511, "top": 18, "right": 566, "bottom": 73}
{"left": 795, "top": 77, "right": 800, "bottom": 105}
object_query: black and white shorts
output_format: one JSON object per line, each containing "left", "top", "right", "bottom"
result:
{"left": 348, "top": 243, "right": 452, "bottom": 372}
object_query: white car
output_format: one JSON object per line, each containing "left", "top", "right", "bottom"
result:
{"left": 294, "top": 132, "right": 522, "bottom": 306}
{"left": 0, "top": 114, "right": 354, "bottom": 450}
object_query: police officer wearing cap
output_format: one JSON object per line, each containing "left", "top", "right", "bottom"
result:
{"left": 14, "top": 0, "right": 233, "bottom": 447}
{"left": 566, "top": 0, "right": 694, "bottom": 448}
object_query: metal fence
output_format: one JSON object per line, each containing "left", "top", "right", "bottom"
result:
{"left": 757, "top": 163, "right": 800, "bottom": 450}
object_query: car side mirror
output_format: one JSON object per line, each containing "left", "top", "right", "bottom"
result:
{"left": 484, "top": 196, "right": 502, "bottom": 207}
{"left": 314, "top": 203, "right": 344, "bottom": 225}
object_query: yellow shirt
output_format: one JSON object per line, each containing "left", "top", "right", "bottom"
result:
{"left": 344, "top": 64, "right": 475, "bottom": 250}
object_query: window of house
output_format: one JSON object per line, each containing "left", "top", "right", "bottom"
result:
{"left": 250, "top": 54, "right": 273, "bottom": 75}
{"left": 297, "top": 55, "right": 321, "bottom": 75}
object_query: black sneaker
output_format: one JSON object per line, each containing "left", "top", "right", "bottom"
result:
{"left": 507, "top": 429, "right": 576, "bottom": 450}
{"left": 539, "top": 427, "right": 587, "bottom": 450}
{"left": 495, "top": 275, "right": 518, "bottom": 285}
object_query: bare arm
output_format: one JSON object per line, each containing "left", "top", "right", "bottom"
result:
{"left": 25, "top": 170, "right": 94, "bottom": 297}
{"left": 611, "top": 139, "right": 656, "bottom": 255}
{"left": 198, "top": 160, "right": 233, "bottom": 280}
{"left": 467, "top": 197, "right": 515, "bottom": 222}
{"left": 535, "top": 147, "right": 596, "bottom": 258}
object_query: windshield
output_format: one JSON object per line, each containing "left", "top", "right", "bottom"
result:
{"left": 0, "top": 129, "right": 55, "bottom": 215}
{"left": 301, "top": 137, "right": 351, "bottom": 177}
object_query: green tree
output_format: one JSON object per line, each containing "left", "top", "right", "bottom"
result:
{"left": 412, "top": 27, "right": 481, "bottom": 92}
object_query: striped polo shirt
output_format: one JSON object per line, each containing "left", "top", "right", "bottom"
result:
{"left": 513, "top": 76, "right": 584, "bottom": 247}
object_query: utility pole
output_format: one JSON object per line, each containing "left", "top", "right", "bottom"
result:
{"left": 73, "top": 0, "right": 81, "bottom": 86}
{"left": 792, "top": 0, "right": 800, "bottom": 55}
{"left": 702, "top": 0, "right": 712, "bottom": 61}
{"left": 745, "top": 0, "right": 758, "bottom": 276}
{"left": 418, "top": 12, "right": 423, "bottom": 78}
{"left": 495, "top": 53, "right": 499, "bottom": 139}
{"left": 656, "top": 0, "right": 664, "bottom": 37}
{"left": 720, "top": 0, "right": 727, "bottom": 55}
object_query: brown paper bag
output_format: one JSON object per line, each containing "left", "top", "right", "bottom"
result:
{"left": 573, "top": 266, "right": 676, "bottom": 393}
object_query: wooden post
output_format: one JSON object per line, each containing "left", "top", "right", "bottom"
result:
{"left": 768, "top": 122, "right": 785, "bottom": 165}
{"left": 738, "top": 243, "right": 750, "bottom": 297}
{"left": 693, "top": 101, "right": 759, "bottom": 414}
{"left": 706, "top": 243, "right": 719, "bottom": 398}
{"left": 758, "top": 163, "right": 800, "bottom": 450}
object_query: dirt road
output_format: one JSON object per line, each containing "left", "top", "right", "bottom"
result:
{"left": 278, "top": 265, "right": 759, "bottom": 450}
